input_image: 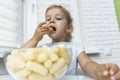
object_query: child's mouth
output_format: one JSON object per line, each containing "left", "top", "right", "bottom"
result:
{"left": 51, "top": 27, "right": 56, "bottom": 31}
{"left": 50, "top": 26, "right": 56, "bottom": 32}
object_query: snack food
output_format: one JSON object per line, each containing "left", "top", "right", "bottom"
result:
{"left": 6, "top": 44, "right": 71, "bottom": 80}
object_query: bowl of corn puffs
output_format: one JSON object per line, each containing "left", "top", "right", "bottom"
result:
{"left": 4, "top": 43, "right": 72, "bottom": 80}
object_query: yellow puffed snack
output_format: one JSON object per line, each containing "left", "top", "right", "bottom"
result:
{"left": 11, "top": 50, "right": 19, "bottom": 55}
{"left": 6, "top": 61, "right": 17, "bottom": 74}
{"left": 15, "top": 68, "right": 30, "bottom": 78}
{"left": 11, "top": 50, "right": 25, "bottom": 60}
{"left": 45, "top": 47, "right": 59, "bottom": 62}
{"left": 19, "top": 49, "right": 37, "bottom": 61}
{"left": 53, "top": 64, "right": 67, "bottom": 77}
{"left": 44, "top": 60, "right": 52, "bottom": 69}
{"left": 6, "top": 44, "right": 70, "bottom": 80}
{"left": 26, "top": 61, "right": 48, "bottom": 76}
{"left": 6, "top": 57, "right": 16, "bottom": 68}
{"left": 20, "top": 77, "right": 28, "bottom": 80}
{"left": 50, "top": 58, "right": 65, "bottom": 73}
{"left": 51, "top": 47, "right": 60, "bottom": 56}
{"left": 36, "top": 52, "right": 48, "bottom": 63}
{"left": 7, "top": 55, "right": 25, "bottom": 69}
{"left": 59, "top": 45, "right": 69, "bottom": 64}
{"left": 29, "top": 72, "right": 53, "bottom": 80}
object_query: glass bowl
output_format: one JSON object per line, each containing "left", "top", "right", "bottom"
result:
{"left": 4, "top": 42, "right": 72, "bottom": 80}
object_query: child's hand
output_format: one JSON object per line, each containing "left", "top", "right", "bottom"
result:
{"left": 96, "top": 64, "right": 120, "bottom": 80}
{"left": 32, "top": 22, "right": 49, "bottom": 41}
{"left": 95, "top": 64, "right": 110, "bottom": 80}
{"left": 105, "top": 64, "right": 120, "bottom": 80}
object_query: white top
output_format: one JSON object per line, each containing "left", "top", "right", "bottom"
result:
{"left": 39, "top": 42, "right": 84, "bottom": 75}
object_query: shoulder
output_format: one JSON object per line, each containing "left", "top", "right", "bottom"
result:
{"left": 37, "top": 43, "right": 51, "bottom": 47}
{"left": 70, "top": 42, "right": 85, "bottom": 53}
{"left": 37, "top": 42, "right": 84, "bottom": 50}
{"left": 65, "top": 42, "right": 84, "bottom": 48}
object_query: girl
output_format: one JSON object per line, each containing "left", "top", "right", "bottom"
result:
{"left": 21, "top": 5, "right": 120, "bottom": 80}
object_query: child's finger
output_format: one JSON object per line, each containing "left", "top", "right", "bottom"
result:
{"left": 103, "top": 70, "right": 109, "bottom": 76}
{"left": 36, "top": 27, "right": 48, "bottom": 34}
{"left": 111, "top": 71, "right": 120, "bottom": 80}
{"left": 110, "top": 64, "right": 119, "bottom": 76}
{"left": 97, "top": 70, "right": 110, "bottom": 80}
{"left": 38, "top": 22, "right": 46, "bottom": 28}
{"left": 41, "top": 21, "right": 50, "bottom": 28}
{"left": 96, "top": 64, "right": 109, "bottom": 79}
{"left": 105, "top": 64, "right": 112, "bottom": 70}
{"left": 106, "top": 64, "right": 119, "bottom": 76}
{"left": 41, "top": 27, "right": 49, "bottom": 31}
{"left": 39, "top": 28, "right": 49, "bottom": 34}
{"left": 49, "top": 27, "right": 54, "bottom": 31}
{"left": 99, "top": 64, "right": 109, "bottom": 76}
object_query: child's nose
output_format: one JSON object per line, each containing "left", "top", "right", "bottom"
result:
{"left": 50, "top": 20, "right": 55, "bottom": 23}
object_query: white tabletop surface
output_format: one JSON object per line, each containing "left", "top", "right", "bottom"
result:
{"left": 0, "top": 75, "right": 94, "bottom": 80}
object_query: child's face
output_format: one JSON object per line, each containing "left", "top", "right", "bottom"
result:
{"left": 45, "top": 8, "right": 69, "bottom": 42}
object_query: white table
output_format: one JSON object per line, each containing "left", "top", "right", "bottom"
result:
{"left": 0, "top": 75, "right": 94, "bottom": 80}
{"left": 61, "top": 75, "right": 94, "bottom": 80}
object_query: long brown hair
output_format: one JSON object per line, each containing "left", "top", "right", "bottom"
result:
{"left": 45, "top": 5, "right": 73, "bottom": 42}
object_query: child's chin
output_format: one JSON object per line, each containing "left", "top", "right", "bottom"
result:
{"left": 48, "top": 32, "right": 56, "bottom": 36}
{"left": 51, "top": 31, "right": 56, "bottom": 34}
{"left": 48, "top": 34, "right": 56, "bottom": 38}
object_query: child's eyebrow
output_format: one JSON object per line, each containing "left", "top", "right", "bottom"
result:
{"left": 45, "top": 14, "right": 65, "bottom": 20}
{"left": 46, "top": 13, "right": 64, "bottom": 17}
{"left": 55, "top": 14, "right": 66, "bottom": 19}
{"left": 55, "top": 14, "right": 64, "bottom": 16}
{"left": 46, "top": 15, "right": 50, "bottom": 17}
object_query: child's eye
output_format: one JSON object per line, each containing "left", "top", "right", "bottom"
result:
{"left": 46, "top": 18, "right": 51, "bottom": 21}
{"left": 56, "top": 18, "right": 62, "bottom": 20}
{"left": 46, "top": 17, "right": 51, "bottom": 21}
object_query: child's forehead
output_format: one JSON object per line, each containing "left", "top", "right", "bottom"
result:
{"left": 46, "top": 7, "right": 65, "bottom": 15}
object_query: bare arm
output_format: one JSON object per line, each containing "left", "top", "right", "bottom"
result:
{"left": 77, "top": 51, "right": 99, "bottom": 79}
{"left": 21, "top": 22, "right": 49, "bottom": 48}
{"left": 78, "top": 52, "right": 120, "bottom": 80}
{"left": 20, "top": 37, "right": 39, "bottom": 48}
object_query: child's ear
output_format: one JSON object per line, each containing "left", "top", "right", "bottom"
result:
{"left": 66, "top": 29, "right": 72, "bottom": 33}
{"left": 66, "top": 25, "right": 72, "bottom": 33}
